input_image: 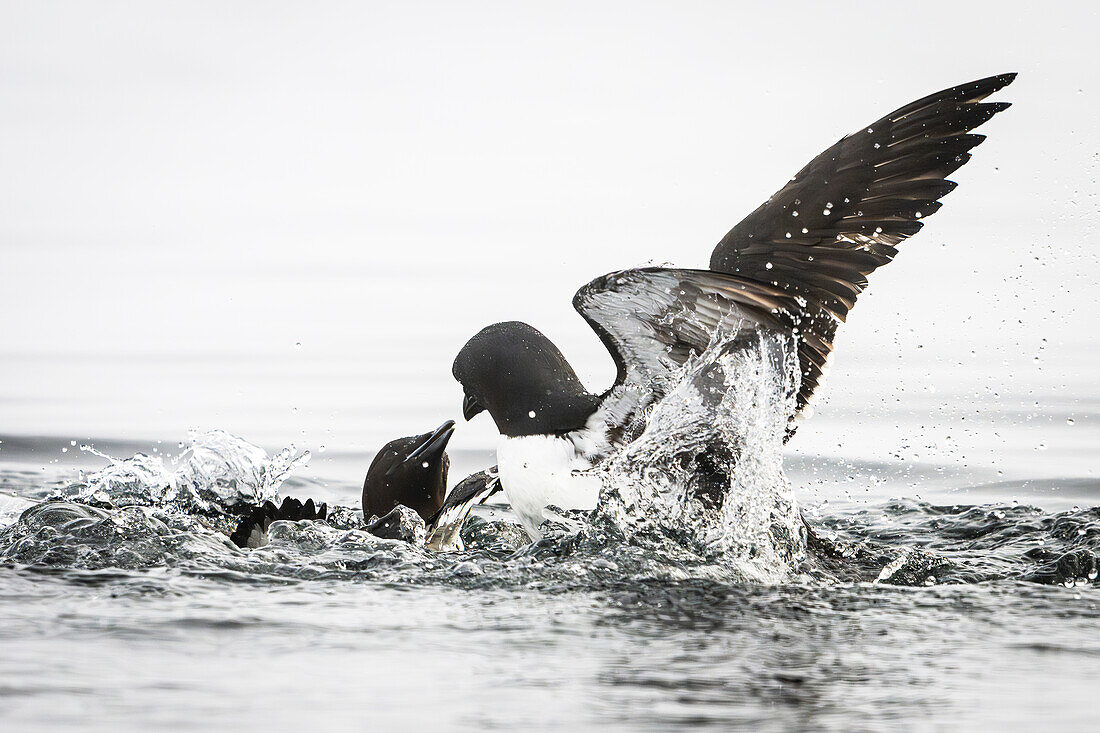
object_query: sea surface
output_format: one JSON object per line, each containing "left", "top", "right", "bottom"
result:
{"left": 3, "top": 2, "right": 1098, "bottom": 730}
{"left": 1, "top": 335, "right": 1097, "bottom": 733}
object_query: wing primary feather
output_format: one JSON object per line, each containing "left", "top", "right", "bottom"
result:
{"left": 574, "top": 76, "right": 1013, "bottom": 438}
{"left": 706, "top": 74, "right": 1014, "bottom": 412}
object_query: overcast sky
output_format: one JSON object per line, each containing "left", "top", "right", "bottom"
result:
{"left": 1, "top": 2, "right": 1097, "bottom": 471}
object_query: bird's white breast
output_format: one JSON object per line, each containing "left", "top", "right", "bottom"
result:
{"left": 496, "top": 432, "right": 602, "bottom": 540}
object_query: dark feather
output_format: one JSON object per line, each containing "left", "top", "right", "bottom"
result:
{"left": 707, "top": 73, "right": 1014, "bottom": 410}
{"left": 229, "top": 496, "right": 328, "bottom": 549}
{"left": 425, "top": 468, "right": 502, "bottom": 550}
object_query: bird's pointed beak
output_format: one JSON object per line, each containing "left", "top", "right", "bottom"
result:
{"left": 399, "top": 420, "right": 456, "bottom": 472}
{"left": 462, "top": 393, "right": 486, "bottom": 421}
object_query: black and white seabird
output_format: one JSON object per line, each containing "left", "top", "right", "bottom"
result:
{"left": 452, "top": 74, "right": 1016, "bottom": 538}
{"left": 229, "top": 421, "right": 498, "bottom": 549}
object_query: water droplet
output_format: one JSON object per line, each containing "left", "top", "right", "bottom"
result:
{"left": 528, "top": 410, "right": 537, "bottom": 418}
{"left": 1067, "top": 417, "right": 1075, "bottom": 425}
{"left": 294, "top": 342, "right": 302, "bottom": 349}
{"left": 765, "top": 262, "right": 774, "bottom": 270}
{"left": 318, "top": 445, "right": 327, "bottom": 453}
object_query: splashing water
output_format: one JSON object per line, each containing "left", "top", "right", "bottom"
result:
{"left": 592, "top": 330, "right": 805, "bottom": 582}
{"left": 0, "top": 337, "right": 1095, "bottom": 594}
{"left": 57, "top": 429, "right": 309, "bottom": 514}
{"left": 0, "top": 331, "right": 812, "bottom": 582}
{"left": 0, "top": 431, "right": 312, "bottom": 569}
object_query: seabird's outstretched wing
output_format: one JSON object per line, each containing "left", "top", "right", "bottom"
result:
{"left": 709, "top": 73, "right": 1015, "bottom": 406}
{"left": 574, "top": 267, "right": 795, "bottom": 443}
{"left": 576, "top": 74, "right": 1014, "bottom": 435}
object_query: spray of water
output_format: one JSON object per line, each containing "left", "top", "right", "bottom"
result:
{"left": 592, "top": 330, "right": 806, "bottom": 582}
{"left": 62, "top": 429, "right": 309, "bottom": 514}
{"left": 2, "top": 331, "right": 811, "bottom": 581}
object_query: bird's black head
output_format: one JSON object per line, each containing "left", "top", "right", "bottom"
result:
{"left": 452, "top": 321, "right": 600, "bottom": 437}
{"left": 362, "top": 420, "right": 454, "bottom": 521}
